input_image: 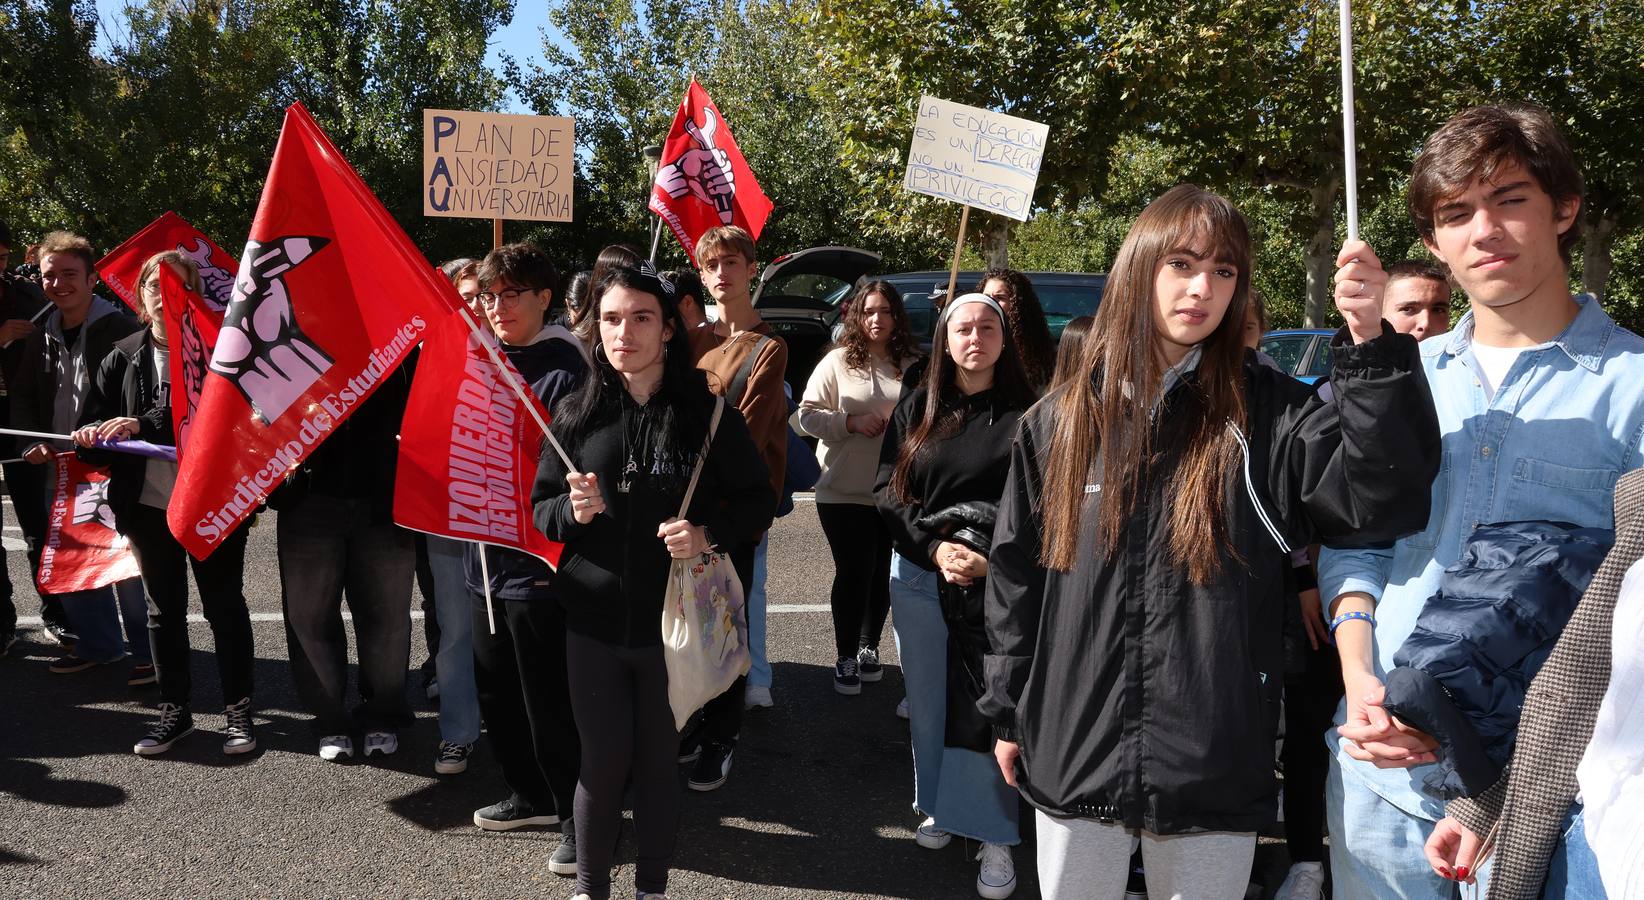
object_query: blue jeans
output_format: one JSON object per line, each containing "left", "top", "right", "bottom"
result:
{"left": 1326, "top": 753, "right": 1489, "bottom": 899}
{"left": 746, "top": 533, "right": 771, "bottom": 689}
{"left": 1544, "top": 805, "right": 1606, "bottom": 900}
{"left": 889, "top": 551, "right": 1019, "bottom": 845}
{"left": 426, "top": 536, "right": 480, "bottom": 744}
{"left": 59, "top": 577, "right": 151, "bottom": 665}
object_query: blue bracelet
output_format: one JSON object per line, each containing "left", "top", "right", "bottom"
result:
{"left": 1329, "top": 611, "right": 1376, "bottom": 634}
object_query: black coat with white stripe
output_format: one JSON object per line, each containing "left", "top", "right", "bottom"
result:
{"left": 979, "top": 324, "right": 1440, "bottom": 834}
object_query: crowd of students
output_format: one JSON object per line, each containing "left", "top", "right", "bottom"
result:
{"left": 3, "top": 99, "right": 1641, "bottom": 900}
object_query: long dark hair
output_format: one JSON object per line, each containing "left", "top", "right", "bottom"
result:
{"left": 551, "top": 265, "right": 712, "bottom": 485}
{"left": 1049, "top": 315, "right": 1094, "bottom": 390}
{"left": 572, "top": 243, "right": 644, "bottom": 339}
{"left": 1040, "top": 184, "right": 1252, "bottom": 583}
{"left": 975, "top": 268, "right": 1055, "bottom": 391}
{"left": 839, "top": 280, "right": 916, "bottom": 376}
{"left": 890, "top": 298, "right": 1036, "bottom": 503}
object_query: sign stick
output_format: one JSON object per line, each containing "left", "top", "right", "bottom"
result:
{"left": 945, "top": 205, "right": 971, "bottom": 303}
{"left": 1339, "top": 0, "right": 1360, "bottom": 242}
{"left": 492, "top": 218, "right": 503, "bottom": 250}
{"left": 453, "top": 304, "right": 575, "bottom": 473}
{"left": 478, "top": 544, "right": 496, "bottom": 635}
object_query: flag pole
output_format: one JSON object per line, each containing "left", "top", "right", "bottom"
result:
{"left": 478, "top": 544, "right": 496, "bottom": 635}
{"left": 1339, "top": 0, "right": 1360, "bottom": 242}
{"left": 453, "top": 304, "right": 576, "bottom": 473}
{"left": 945, "top": 205, "right": 972, "bottom": 303}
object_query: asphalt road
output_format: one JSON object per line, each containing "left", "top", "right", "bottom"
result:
{"left": 1, "top": 496, "right": 1296, "bottom": 899}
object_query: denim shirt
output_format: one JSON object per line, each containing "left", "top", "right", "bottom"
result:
{"left": 1319, "top": 294, "right": 1644, "bottom": 819}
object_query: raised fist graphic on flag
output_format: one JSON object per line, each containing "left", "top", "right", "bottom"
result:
{"left": 656, "top": 108, "right": 737, "bottom": 225}
{"left": 72, "top": 480, "right": 118, "bottom": 531}
{"left": 209, "top": 236, "right": 336, "bottom": 425}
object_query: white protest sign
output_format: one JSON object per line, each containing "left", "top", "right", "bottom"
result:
{"left": 902, "top": 96, "right": 1048, "bottom": 222}
{"left": 423, "top": 109, "right": 575, "bottom": 223}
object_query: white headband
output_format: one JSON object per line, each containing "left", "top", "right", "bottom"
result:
{"left": 936, "top": 291, "right": 1006, "bottom": 328}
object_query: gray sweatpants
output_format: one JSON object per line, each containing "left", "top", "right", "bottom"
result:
{"left": 1035, "top": 809, "right": 1256, "bottom": 900}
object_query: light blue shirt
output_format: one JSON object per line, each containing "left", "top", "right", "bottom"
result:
{"left": 1319, "top": 293, "right": 1644, "bottom": 819}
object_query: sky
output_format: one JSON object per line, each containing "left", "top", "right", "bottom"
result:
{"left": 91, "top": 0, "right": 550, "bottom": 113}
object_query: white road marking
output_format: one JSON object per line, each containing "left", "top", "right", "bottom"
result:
{"left": 16, "top": 603, "right": 832, "bottom": 627}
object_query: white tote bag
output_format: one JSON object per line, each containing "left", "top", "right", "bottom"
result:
{"left": 662, "top": 397, "right": 750, "bottom": 730}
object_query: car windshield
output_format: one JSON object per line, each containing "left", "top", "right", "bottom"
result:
{"left": 893, "top": 277, "right": 1104, "bottom": 346}
{"left": 763, "top": 273, "right": 853, "bottom": 305}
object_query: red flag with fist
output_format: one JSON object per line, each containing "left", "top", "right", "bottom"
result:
{"left": 156, "top": 262, "right": 223, "bottom": 457}
{"left": 648, "top": 79, "right": 773, "bottom": 264}
{"left": 167, "top": 103, "right": 462, "bottom": 559}
{"left": 96, "top": 211, "right": 239, "bottom": 314}
{"left": 394, "top": 310, "right": 563, "bottom": 568}
{"left": 37, "top": 454, "right": 141, "bottom": 594}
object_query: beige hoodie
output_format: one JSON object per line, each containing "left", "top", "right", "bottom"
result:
{"left": 797, "top": 346, "right": 912, "bottom": 506}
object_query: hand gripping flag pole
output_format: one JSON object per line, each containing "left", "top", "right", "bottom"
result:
{"left": 1340, "top": 0, "right": 1360, "bottom": 242}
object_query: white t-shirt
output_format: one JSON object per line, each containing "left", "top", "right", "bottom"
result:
{"left": 1576, "top": 556, "right": 1644, "bottom": 900}
{"left": 1471, "top": 342, "right": 1529, "bottom": 400}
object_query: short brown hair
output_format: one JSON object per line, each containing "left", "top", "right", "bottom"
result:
{"left": 37, "top": 230, "right": 96, "bottom": 272}
{"left": 1385, "top": 260, "right": 1450, "bottom": 292}
{"left": 1409, "top": 103, "right": 1584, "bottom": 263}
{"left": 478, "top": 242, "right": 558, "bottom": 294}
{"left": 695, "top": 226, "right": 756, "bottom": 267}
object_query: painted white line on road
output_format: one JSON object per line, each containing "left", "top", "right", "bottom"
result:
{"left": 16, "top": 604, "right": 832, "bottom": 627}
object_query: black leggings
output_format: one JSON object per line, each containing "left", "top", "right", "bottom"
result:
{"left": 816, "top": 502, "right": 893, "bottom": 661}
{"left": 567, "top": 630, "right": 678, "bottom": 899}
{"left": 1282, "top": 639, "right": 1344, "bottom": 863}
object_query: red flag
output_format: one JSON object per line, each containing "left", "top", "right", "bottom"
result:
{"left": 157, "top": 262, "right": 223, "bottom": 457}
{"left": 96, "top": 211, "right": 239, "bottom": 313}
{"left": 394, "top": 311, "right": 564, "bottom": 568}
{"left": 648, "top": 80, "right": 773, "bottom": 264}
{"left": 37, "top": 454, "right": 141, "bottom": 594}
{"left": 168, "top": 103, "right": 462, "bottom": 559}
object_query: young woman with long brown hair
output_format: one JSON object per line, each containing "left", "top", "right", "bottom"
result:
{"left": 799, "top": 280, "right": 919, "bottom": 694}
{"left": 979, "top": 184, "right": 1440, "bottom": 898}
{"left": 875, "top": 292, "right": 1038, "bottom": 899}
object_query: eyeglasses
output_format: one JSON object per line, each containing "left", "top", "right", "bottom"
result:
{"left": 474, "top": 288, "right": 529, "bottom": 309}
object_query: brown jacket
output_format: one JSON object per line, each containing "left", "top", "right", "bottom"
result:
{"left": 689, "top": 320, "right": 788, "bottom": 518}
{"left": 1448, "top": 467, "right": 1644, "bottom": 898}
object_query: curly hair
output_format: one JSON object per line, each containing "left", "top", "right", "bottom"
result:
{"left": 974, "top": 268, "right": 1055, "bottom": 390}
{"left": 838, "top": 281, "right": 915, "bottom": 376}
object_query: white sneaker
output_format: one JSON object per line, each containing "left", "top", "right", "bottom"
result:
{"left": 976, "top": 842, "right": 1017, "bottom": 899}
{"left": 318, "top": 734, "right": 354, "bottom": 762}
{"left": 364, "top": 731, "right": 398, "bottom": 757}
{"left": 1274, "top": 861, "right": 1325, "bottom": 900}
{"left": 915, "top": 816, "right": 951, "bottom": 850}
{"left": 744, "top": 684, "right": 773, "bottom": 709}
{"left": 896, "top": 697, "right": 910, "bottom": 720}
{"left": 434, "top": 740, "right": 472, "bottom": 774}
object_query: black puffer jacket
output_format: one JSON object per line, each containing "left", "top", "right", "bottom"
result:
{"left": 1384, "top": 520, "right": 1612, "bottom": 800}
{"left": 980, "top": 325, "right": 1440, "bottom": 834}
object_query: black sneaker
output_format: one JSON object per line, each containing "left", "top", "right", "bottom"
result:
{"left": 474, "top": 795, "right": 559, "bottom": 831}
{"left": 548, "top": 817, "right": 576, "bottom": 876}
{"left": 42, "top": 621, "right": 78, "bottom": 650}
{"left": 223, "top": 697, "right": 257, "bottom": 755}
{"left": 134, "top": 703, "right": 194, "bottom": 755}
{"left": 688, "top": 741, "right": 734, "bottom": 792}
{"left": 1, "top": 632, "right": 16, "bottom": 658}
{"left": 677, "top": 733, "right": 703, "bottom": 765}
{"left": 833, "top": 657, "right": 862, "bottom": 696}
{"left": 857, "top": 647, "right": 884, "bottom": 683}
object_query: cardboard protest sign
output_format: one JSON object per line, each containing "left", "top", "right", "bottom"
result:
{"left": 96, "top": 212, "right": 239, "bottom": 313}
{"left": 37, "top": 454, "right": 141, "bottom": 594}
{"left": 423, "top": 110, "right": 575, "bottom": 223}
{"left": 394, "top": 309, "right": 563, "bottom": 569}
{"left": 903, "top": 96, "right": 1049, "bottom": 222}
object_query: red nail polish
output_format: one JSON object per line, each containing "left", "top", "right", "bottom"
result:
{"left": 1439, "top": 866, "right": 1452, "bottom": 879}
{"left": 1456, "top": 866, "right": 1469, "bottom": 881}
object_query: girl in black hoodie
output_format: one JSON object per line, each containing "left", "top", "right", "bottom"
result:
{"left": 534, "top": 265, "right": 773, "bottom": 900}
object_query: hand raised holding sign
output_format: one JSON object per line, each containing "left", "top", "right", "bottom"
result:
{"left": 1334, "top": 239, "right": 1388, "bottom": 345}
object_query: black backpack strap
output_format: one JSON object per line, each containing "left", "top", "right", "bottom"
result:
{"left": 727, "top": 335, "right": 774, "bottom": 409}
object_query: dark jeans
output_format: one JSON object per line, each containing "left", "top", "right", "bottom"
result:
{"left": 816, "top": 502, "right": 893, "bottom": 660}
{"left": 1282, "top": 638, "right": 1344, "bottom": 863}
{"left": 413, "top": 533, "right": 440, "bottom": 673}
{"left": 698, "top": 541, "right": 756, "bottom": 746}
{"left": 3, "top": 460, "right": 67, "bottom": 632}
{"left": 277, "top": 494, "right": 414, "bottom": 735}
{"left": 567, "top": 629, "right": 677, "bottom": 899}
{"left": 471, "top": 588, "right": 579, "bottom": 819}
{"left": 124, "top": 503, "right": 253, "bottom": 707}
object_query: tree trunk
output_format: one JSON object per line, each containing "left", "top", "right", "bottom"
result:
{"left": 1302, "top": 179, "right": 1340, "bottom": 328}
{"left": 1581, "top": 212, "right": 1619, "bottom": 300}
{"left": 980, "top": 217, "right": 1011, "bottom": 269}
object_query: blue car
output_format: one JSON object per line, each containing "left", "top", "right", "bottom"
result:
{"left": 1260, "top": 328, "right": 1336, "bottom": 385}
